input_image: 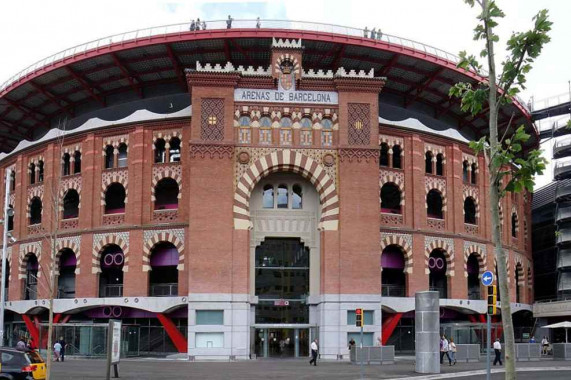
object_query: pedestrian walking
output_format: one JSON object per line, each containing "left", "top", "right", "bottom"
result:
{"left": 227, "top": 15, "right": 233, "bottom": 29}
{"left": 256, "top": 17, "right": 261, "bottom": 28}
{"left": 201, "top": 21, "right": 207, "bottom": 30}
{"left": 530, "top": 336, "right": 536, "bottom": 343}
{"left": 493, "top": 338, "right": 502, "bottom": 365}
{"left": 440, "top": 335, "right": 452, "bottom": 365}
{"left": 53, "top": 341, "right": 62, "bottom": 362}
{"left": 348, "top": 338, "right": 356, "bottom": 351}
{"left": 449, "top": 337, "right": 457, "bottom": 365}
{"left": 376, "top": 27, "right": 383, "bottom": 40}
{"left": 363, "top": 27, "right": 369, "bottom": 38}
{"left": 309, "top": 338, "right": 318, "bottom": 366}
{"left": 58, "top": 336, "right": 67, "bottom": 362}
{"left": 16, "top": 337, "right": 26, "bottom": 351}
{"left": 542, "top": 336, "right": 549, "bottom": 355}
{"left": 196, "top": 18, "right": 201, "bottom": 30}
{"left": 190, "top": 19, "right": 196, "bottom": 31}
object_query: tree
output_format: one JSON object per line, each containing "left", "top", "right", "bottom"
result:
{"left": 449, "top": 1, "right": 551, "bottom": 379}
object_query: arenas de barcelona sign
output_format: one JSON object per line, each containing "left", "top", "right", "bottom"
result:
{"left": 234, "top": 88, "right": 338, "bottom": 105}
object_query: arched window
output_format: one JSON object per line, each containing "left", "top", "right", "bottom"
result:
{"left": 277, "top": 184, "right": 288, "bottom": 208}
{"left": 381, "top": 183, "right": 401, "bottom": 214}
{"left": 29, "top": 197, "right": 42, "bottom": 225}
{"left": 62, "top": 153, "right": 71, "bottom": 176}
{"left": 169, "top": 137, "right": 181, "bottom": 162}
{"left": 436, "top": 153, "right": 444, "bottom": 176}
{"left": 260, "top": 116, "right": 272, "bottom": 127}
{"left": 425, "top": 152, "right": 433, "bottom": 174}
{"left": 7, "top": 204, "right": 13, "bottom": 231}
{"left": 38, "top": 161, "right": 44, "bottom": 182}
{"left": 24, "top": 254, "right": 38, "bottom": 300}
{"left": 259, "top": 116, "right": 272, "bottom": 144}
{"left": 292, "top": 184, "right": 303, "bottom": 209}
{"left": 300, "top": 118, "right": 312, "bottom": 128}
{"left": 467, "top": 254, "right": 481, "bottom": 299}
{"left": 515, "top": 264, "right": 522, "bottom": 303}
{"left": 99, "top": 245, "right": 124, "bottom": 297}
{"left": 29, "top": 163, "right": 35, "bottom": 184}
{"left": 379, "top": 143, "right": 389, "bottom": 167}
{"left": 321, "top": 118, "right": 333, "bottom": 147}
{"left": 117, "top": 143, "right": 128, "bottom": 168}
{"left": 104, "top": 183, "right": 126, "bottom": 214}
{"left": 428, "top": 249, "right": 447, "bottom": 298}
{"left": 149, "top": 242, "right": 179, "bottom": 297}
{"left": 512, "top": 212, "right": 518, "bottom": 238}
{"left": 155, "top": 178, "right": 179, "bottom": 210}
{"left": 154, "top": 139, "right": 166, "bottom": 163}
{"left": 462, "top": 161, "right": 469, "bottom": 182}
{"left": 104, "top": 145, "right": 114, "bottom": 169}
{"left": 300, "top": 117, "right": 313, "bottom": 146}
{"left": 74, "top": 152, "right": 81, "bottom": 174}
{"left": 427, "top": 190, "right": 443, "bottom": 219}
{"left": 280, "top": 117, "right": 293, "bottom": 145}
{"left": 464, "top": 197, "right": 477, "bottom": 224}
{"left": 393, "top": 145, "right": 402, "bottom": 169}
{"left": 10, "top": 171, "right": 15, "bottom": 192}
{"left": 57, "top": 249, "right": 76, "bottom": 299}
{"left": 263, "top": 185, "right": 274, "bottom": 208}
{"left": 239, "top": 116, "right": 251, "bottom": 127}
{"left": 471, "top": 163, "right": 477, "bottom": 184}
{"left": 63, "top": 189, "right": 80, "bottom": 219}
{"left": 381, "top": 245, "right": 406, "bottom": 297}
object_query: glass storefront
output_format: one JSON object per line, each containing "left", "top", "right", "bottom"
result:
{"left": 254, "top": 328, "right": 310, "bottom": 358}
{"left": 255, "top": 238, "right": 309, "bottom": 324}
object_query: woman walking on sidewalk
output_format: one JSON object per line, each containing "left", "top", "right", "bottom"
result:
{"left": 448, "top": 337, "right": 457, "bottom": 365}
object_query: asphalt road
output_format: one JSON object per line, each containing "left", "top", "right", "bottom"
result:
{"left": 49, "top": 358, "right": 571, "bottom": 380}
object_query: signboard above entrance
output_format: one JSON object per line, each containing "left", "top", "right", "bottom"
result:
{"left": 234, "top": 88, "right": 338, "bottom": 105}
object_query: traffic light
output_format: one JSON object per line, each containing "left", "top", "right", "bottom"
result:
{"left": 355, "top": 308, "right": 363, "bottom": 327}
{"left": 487, "top": 285, "right": 497, "bottom": 315}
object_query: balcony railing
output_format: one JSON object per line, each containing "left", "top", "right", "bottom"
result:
{"left": 381, "top": 284, "right": 406, "bottom": 297}
{"left": 101, "top": 284, "right": 123, "bottom": 298}
{"left": 149, "top": 283, "right": 178, "bottom": 297}
{"left": 23, "top": 286, "right": 37, "bottom": 301}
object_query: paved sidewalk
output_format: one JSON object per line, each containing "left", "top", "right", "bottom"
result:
{"left": 50, "top": 357, "right": 571, "bottom": 380}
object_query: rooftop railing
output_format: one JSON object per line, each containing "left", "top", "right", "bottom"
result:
{"left": 1, "top": 19, "right": 477, "bottom": 93}
{"left": 530, "top": 92, "right": 571, "bottom": 112}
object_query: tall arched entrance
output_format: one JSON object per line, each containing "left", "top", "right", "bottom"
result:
{"left": 250, "top": 172, "right": 320, "bottom": 358}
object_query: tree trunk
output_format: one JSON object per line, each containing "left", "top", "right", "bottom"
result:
{"left": 483, "top": 0, "right": 516, "bottom": 378}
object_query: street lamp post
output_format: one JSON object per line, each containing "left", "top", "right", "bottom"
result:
{"left": 0, "top": 168, "right": 11, "bottom": 346}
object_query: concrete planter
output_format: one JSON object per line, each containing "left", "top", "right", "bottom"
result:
{"left": 515, "top": 343, "right": 541, "bottom": 361}
{"left": 552, "top": 343, "right": 571, "bottom": 360}
{"left": 454, "top": 344, "right": 480, "bottom": 362}
{"left": 349, "top": 346, "right": 395, "bottom": 365}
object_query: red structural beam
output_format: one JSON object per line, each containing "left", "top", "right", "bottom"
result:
{"left": 110, "top": 53, "right": 142, "bottom": 98}
{"left": 22, "top": 315, "right": 39, "bottom": 347}
{"left": 64, "top": 66, "right": 105, "bottom": 106}
{"left": 157, "top": 313, "right": 187, "bottom": 353}
{"left": 382, "top": 312, "right": 403, "bottom": 346}
{"left": 165, "top": 44, "right": 186, "bottom": 89}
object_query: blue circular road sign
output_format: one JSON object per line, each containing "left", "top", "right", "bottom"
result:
{"left": 481, "top": 271, "right": 494, "bottom": 286}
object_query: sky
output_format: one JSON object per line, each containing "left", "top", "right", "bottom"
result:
{"left": 0, "top": 0, "right": 569, "bottom": 186}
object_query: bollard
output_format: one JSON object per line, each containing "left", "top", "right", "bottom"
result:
{"left": 415, "top": 291, "right": 440, "bottom": 374}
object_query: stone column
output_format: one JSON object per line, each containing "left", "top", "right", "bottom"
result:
{"left": 415, "top": 291, "right": 440, "bottom": 374}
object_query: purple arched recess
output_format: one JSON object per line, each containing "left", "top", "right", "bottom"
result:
{"left": 150, "top": 244, "right": 178, "bottom": 267}
{"left": 60, "top": 250, "right": 77, "bottom": 268}
{"left": 381, "top": 246, "right": 405, "bottom": 270}
{"left": 467, "top": 255, "right": 480, "bottom": 276}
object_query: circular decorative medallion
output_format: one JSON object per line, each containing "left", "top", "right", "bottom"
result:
{"left": 238, "top": 151, "right": 250, "bottom": 164}
{"left": 323, "top": 153, "right": 335, "bottom": 167}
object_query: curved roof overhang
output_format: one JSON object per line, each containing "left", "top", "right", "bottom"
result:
{"left": 0, "top": 23, "right": 536, "bottom": 153}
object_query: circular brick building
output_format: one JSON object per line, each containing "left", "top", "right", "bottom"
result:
{"left": 0, "top": 20, "right": 536, "bottom": 358}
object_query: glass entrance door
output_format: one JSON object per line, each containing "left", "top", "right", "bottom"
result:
{"left": 254, "top": 328, "right": 309, "bottom": 358}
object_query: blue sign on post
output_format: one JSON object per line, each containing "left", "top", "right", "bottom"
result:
{"left": 481, "top": 271, "right": 494, "bottom": 286}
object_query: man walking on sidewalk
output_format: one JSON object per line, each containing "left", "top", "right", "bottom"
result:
{"left": 309, "top": 339, "right": 319, "bottom": 366}
{"left": 493, "top": 338, "right": 502, "bottom": 366}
